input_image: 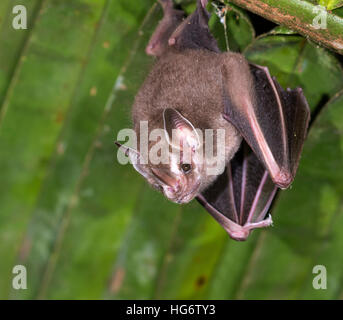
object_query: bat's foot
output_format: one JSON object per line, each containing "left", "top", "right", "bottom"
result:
{"left": 228, "top": 215, "right": 273, "bottom": 241}
{"left": 145, "top": 0, "right": 184, "bottom": 57}
{"left": 223, "top": 215, "right": 273, "bottom": 241}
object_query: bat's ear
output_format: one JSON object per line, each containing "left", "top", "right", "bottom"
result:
{"left": 115, "top": 142, "right": 150, "bottom": 179}
{"left": 163, "top": 108, "right": 200, "bottom": 151}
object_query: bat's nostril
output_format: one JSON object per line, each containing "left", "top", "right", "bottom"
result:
{"left": 172, "top": 180, "right": 181, "bottom": 193}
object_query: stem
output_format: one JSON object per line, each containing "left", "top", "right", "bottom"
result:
{"left": 227, "top": 0, "right": 343, "bottom": 54}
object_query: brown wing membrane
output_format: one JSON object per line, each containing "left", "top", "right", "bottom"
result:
{"left": 197, "top": 142, "right": 277, "bottom": 241}
{"left": 222, "top": 64, "right": 310, "bottom": 189}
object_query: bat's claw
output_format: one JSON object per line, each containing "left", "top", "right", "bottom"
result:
{"left": 168, "top": 37, "right": 176, "bottom": 46}
{"left": 223, "top": 215, "right": 273, "bottom": 241}
{"left": 274, "top": 169, "right": 293, "bottom": 189}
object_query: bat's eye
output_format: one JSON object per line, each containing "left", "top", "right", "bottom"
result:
{"left": 181, "top": 163, "right": 192, "bottom": 174}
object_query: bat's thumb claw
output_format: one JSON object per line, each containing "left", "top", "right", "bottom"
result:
{"left": 146, "top": 44, "right": 156, "bottom": 56}
{"left": 168, "top": 37, "right": 176, "bottom": 46}
{"left": 274, "top": 169, "right": 293, "bottom": 189}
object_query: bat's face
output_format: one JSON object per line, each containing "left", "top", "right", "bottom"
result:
{"left": 146, "top": 149, "right": 203, "bottom": 204}
{"left": 121, "top": 108, "right": 206, "bottom": 204}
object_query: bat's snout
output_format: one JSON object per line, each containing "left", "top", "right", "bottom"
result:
{"left": 174, "top": 180, "right": 201, "bottom": 204}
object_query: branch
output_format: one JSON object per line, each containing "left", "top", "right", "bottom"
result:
{"left": 227, "top": 0, "right": 343, "bottom": 54}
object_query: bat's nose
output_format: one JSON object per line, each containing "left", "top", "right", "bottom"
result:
{"left": 175, "top": 180, "right": 201, "bottom": 204}
{"left": 167, "top": 181, "right": 181, "bottom": 194}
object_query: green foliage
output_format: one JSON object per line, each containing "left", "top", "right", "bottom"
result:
{"left": 210, "top": 2, "right": 254, "bottom": 52}
{"left": 318, "top": 0, "right": 343, "bottom": 10}
{"left": 307, "top": 0, "right": 343, "bottom": 10}
{"left": 0, "top": 0, "right": 342, "bottom": 299}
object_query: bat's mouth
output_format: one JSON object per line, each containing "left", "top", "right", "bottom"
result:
{"left": 174, "top": 181, "right": 201, "bottom": 204}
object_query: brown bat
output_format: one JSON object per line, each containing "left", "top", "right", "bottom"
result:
{"left": 116, "top": 0, "right": 310, "bottom": 240}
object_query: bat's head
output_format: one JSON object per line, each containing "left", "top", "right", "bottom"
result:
{"left": 117, "top": 109, "right": 206, "bottom": 204}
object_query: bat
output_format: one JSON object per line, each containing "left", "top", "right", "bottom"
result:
{"left": 115, "top": 0, "right": 310, "bottom": 240}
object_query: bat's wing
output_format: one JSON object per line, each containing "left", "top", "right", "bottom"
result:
{"left": 197, "top": 142, "right": 277, "bottom": 241}
{"left": 146, "top": 0, "right": 219, "bottom": 57}
{"left": 222, "top": 63, "right": 311, "bottom": 189}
